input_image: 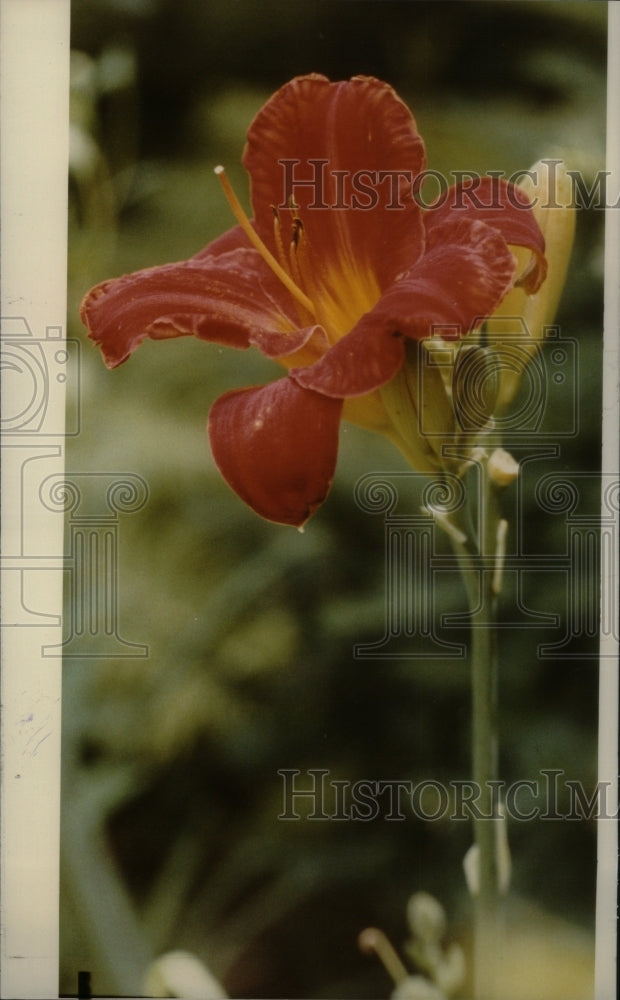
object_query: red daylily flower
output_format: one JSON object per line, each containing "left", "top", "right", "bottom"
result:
{"left": 81, "top": 74, "right": 547, "bottom": 528}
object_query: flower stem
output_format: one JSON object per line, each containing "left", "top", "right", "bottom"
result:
{"left": 451, "top": 460, "right": 504, "bottom": 999}
{"left": 470, "top": 564, "right": 500, "bottom": 996}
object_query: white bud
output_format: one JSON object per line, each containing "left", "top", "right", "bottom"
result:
{"left": 463, "top": 805, "right": 512, "bottom": 897}
{"left": 143, "top": 950, "right": 227, "bottom": 999}
{"left": 391, "top": 975, "right": 446, "bottom": 1000}
{"left": 406, "top": 891, "right": 447, "bottom": 942}
{"left": 487, "top": 447, "right": 520, "bottom": 487}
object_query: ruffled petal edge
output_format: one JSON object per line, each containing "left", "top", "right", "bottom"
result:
{"left": 80, "top": 246, "right": 300, "bottom": 369}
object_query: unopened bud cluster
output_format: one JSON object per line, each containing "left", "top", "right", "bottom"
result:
{"left": 380, "top": 160, "right": 574, "bottom": 481}
{"left": 359, "top": 893, "right": 465, "bottom": 1000}
{"left": 403, "top": 893, "right": 466, "bottom": 998}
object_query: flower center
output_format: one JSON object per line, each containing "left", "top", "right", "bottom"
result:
{"left": 215, "top": 166, "right": 316, "bottom": 319}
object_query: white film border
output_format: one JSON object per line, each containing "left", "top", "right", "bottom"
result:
{"left": 1, "top": 1, "right": 70, "bottom": 997}
{"left": 0, "top": 3, "right": 617, "bottom": 1000}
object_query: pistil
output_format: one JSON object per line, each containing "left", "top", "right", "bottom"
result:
{"left": 215, "top": 166, "right": 316, "bottom": 318}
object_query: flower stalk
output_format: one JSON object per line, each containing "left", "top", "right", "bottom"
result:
{"left": 429, "top": 450, "right": 507, "bottom": 998}
{"left": 469, "top": 463, "right": 502, "bottom": 1000}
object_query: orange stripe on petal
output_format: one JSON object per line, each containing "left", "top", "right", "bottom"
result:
{"left": 291, "top": 216, "right": 518, "bottom": 399}
{"left": 244, "top": 74, "right": 427, "bottom": 297}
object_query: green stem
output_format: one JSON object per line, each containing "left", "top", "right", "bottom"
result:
{"left": 450, "top": 462, "right": 503, "bottom": 1000}
{"left": 470, "top": 581, "right": 500, "bottom": 997}
{"left": 473, "top": 465, "right": 503, "bottom": 1000}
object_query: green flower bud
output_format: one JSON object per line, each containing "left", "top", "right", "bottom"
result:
{"left": 451, "top": 343, "right": 499, "bottom": 433}
{"left": 381, "top": 341, "right": 456, "bottom": 474}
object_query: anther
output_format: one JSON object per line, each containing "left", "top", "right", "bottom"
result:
{"left": 291, "top": 217, "right": 303, "bottom": 248}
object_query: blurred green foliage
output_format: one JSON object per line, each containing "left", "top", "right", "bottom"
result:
{"left": 64, "top": 2, "right": 606, "bottom": 997}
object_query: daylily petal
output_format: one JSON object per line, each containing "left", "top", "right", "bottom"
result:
{"left": 80, "top": 247, "right": 300, "bottom": 369}
{"left": 249, "top": 324, "right": 329, "bottom": 362}
{"left": 396, "top": 216, "right": 519, "bottom": 335}
{"left": 243, "top": 74, "right": 427, "bottom": 293}
{"left": 291, "top": 216, "right": 516, "bottom": 398}
{"left": 208, "top": 378, "right": 343, "bottom": 527}
{"left": 425, "top": 176, "right": 547, "bottom": 292}
{"left": 290, "top": 314, "right": 406, "bottom": 398}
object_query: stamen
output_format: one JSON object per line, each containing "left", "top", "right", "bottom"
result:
{"left": 214, "top": 166, "right": 315, "bottom": 317}
{"left": 288, "top": 218, "right": 305, "bottom": 289}
{"left": 271, "top": 207, "right": 288, "bottom": 271}
{"left": 293, "top": 216, "right": 318, "bottom": 301}
{"left": 291, "top": 216, "right": 303, "bottom": 248}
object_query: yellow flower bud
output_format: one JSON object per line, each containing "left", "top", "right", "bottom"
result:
{"left": 491, "top": 159, "right": 576, "bottom": 409}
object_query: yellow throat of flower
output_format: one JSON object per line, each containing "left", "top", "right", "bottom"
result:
{"left": 215, "top": 166, "right": 381, "bottom": 343}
